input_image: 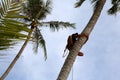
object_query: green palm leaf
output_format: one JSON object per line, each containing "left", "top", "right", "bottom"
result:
{"left": 75, "top": 0, "right": 85, "bottom": 8}
{"left": 40, "top": 21, "right": 75, "bottom": 31}
{"left": 108, "top": 0, "right": 120, "bottom": 15}
{"left": 0, "top": 0, "right": 29, "bottom": 50}
{"left": 23, "top": 0, "right": 75, "bottom": 60}
{"left": 32, "top": 27, "right": 47, "bottom": 60}
{"left": 23, "top": 0, "right": 52, "bottom": 21}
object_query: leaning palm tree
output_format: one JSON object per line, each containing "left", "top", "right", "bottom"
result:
{"left": 57, "top": 0, "right": 120, "bottom": 79}
{"left": 0, "top": 0, "right": 75, "bottom": 79}
{"left": 57, "top": 0, "right": 106, "bottom": 80}
{"left": 0, "top": 0, "right": 30, "bottom": 79}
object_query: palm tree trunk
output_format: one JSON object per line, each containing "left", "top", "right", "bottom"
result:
{"left": 57, "top": 0, "right": 106, "bottom": 80}
{"left": 0, "top": 27, "right": 34, "bottom": 80}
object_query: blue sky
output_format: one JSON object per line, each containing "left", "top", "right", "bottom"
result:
{"left": 1, "top": 0, "right": 120, "bottom": 80}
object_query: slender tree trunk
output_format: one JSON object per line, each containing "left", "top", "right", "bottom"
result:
{"left": 57, "top": 0, "right": 106, "bottom": 80}
{"left": 0, "top": 27, "right": 34, "bottom": 80}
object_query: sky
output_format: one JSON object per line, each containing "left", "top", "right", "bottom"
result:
{"left": 1, "top": 0, "right": 120, "bottom": 80}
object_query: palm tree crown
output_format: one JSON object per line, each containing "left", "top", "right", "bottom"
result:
{"left": 22, "top": 0, "right": 75, "bottom": 59}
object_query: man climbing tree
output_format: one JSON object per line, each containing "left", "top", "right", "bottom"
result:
{"left": 64, "top": 33, "right": 89, "bottom": 57}
{"left": 57, "top": 0, "right": 106, "bottom": 80}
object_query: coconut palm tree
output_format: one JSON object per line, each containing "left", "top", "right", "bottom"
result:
{"left": 57, "top": 0, "right": 106, "bottom": 80}
{"left": 22, "top": 0, "right": 75, "bottom": 58}
{"left": 0, "top": 0, "right": 75, "bottom": 79}
{"left": 57, "top": 0, "right": 120, "bottom": 80}
{"left": 0, "top": 0, "right": 30, "bottom": 79}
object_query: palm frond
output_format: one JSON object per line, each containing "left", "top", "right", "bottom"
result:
{"left": 44, "top": 0, "right": 52, "bottom": 14}
{"left": 75, "top": 0, "right": 85, "bottom": 8}
{"left": 111, "top": 0, "right": 118, "bottom": 4}
{"left": 23, "top": 0, "right": 52, "bottom": 20}
{"left": 35, "top": 0, "right": 52, "bottom": 20}
{"left": 0, "top": 0, "right": 29, "bottom": 34}
{"left": 90, "top": 0, "right": 100, "bottom": 11}
{"left": 108, "top": 0, "right": 120, "bottom": 15}
{"left": 108, "top": 4, "right": 119, "bottom": 15}
{"left": 0, "top": 0, "right": 29, "bottom": 50}
{"left": 40, "top": 21, "right": 75, "bottom": 31}
{"left": 0, "top": 38, "right": 15, "bottom": 50}
{"left": 32, "top": 27, "right": 47, "bottom": 60}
